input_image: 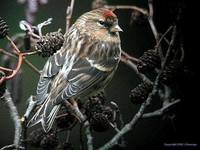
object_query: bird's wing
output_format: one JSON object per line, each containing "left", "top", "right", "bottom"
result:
{"left": 35, "top": 49, "right": 67, "bottom": 105}
{"left": 41, "top": 56, "right": 116, "bottom": 130}
{"left": 52, "top": 56, "right": 117, "bottom": 104}
{"left": 29, "top": 54, "right": 118, "bottom": 132}
{"left": 27, "top": 49, "right": 68, "bottom": 129}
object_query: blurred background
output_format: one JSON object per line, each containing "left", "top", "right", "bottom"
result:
{"left": 0, "top": 0, "right": 199, "bottom": 150}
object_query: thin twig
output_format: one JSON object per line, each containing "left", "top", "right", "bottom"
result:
{"left": 24, "top": 96, "right": 37, "bottom": 118}
{"left": 65, "top": 130, "right": 71, "bottom": 143}
{"left": 0, "top": 144, "right": 15, "bottom": 150}
{"left": 6, "top": 36, "right": 21, "bottom": 54}
{"left": 21, "top": 51, "right": 38, "bottom": 56}
{"left": 105, "top": 5, "right": 148, "bottom": 16}
{"left": 24, "top": 59, "right": 41, "bottom": 74}
{"left": 147, "top": 0, "right": 165, "bottom": 62}
{"left": 0, "top": 48, "right": 16, "bottom": 58}
{"left": 66, "top": 0, "right": 75, "bottom": 32}
{"left": 80, "top": 124, "right": 84, "bottom": 150}
{"left": 0, "top": 66, "right": 13, "bottom": 73}
{"left": 64, "top": 99, "right": 93, "bottom": 149}
{"left": 180, "top": 44, "right": 185, "bottom": 62}
{"left": 120, "top": 57, "right": 152, "bottom": 85}
{"left": 20, "top": 116, "right": 28, "bottom": 150}
{"left": 109, "top": 122, "right": 120, "bottom": 133}
{"left": 99, "top": 24, "right": 177, "bottom": 150}
{"left": 0, "top": 53, "right": 23, "bottom": 84}
{"left": 121, "top": 50, "right": 140, "bottom": 64}
{"left": 0, "top": 48, "right": 40, "bottom": 75}
{"left": 84, "top": 121, "right": 93, "bottom": 150}
{"left": 148, "top": 0, "right": 158, "bottom": 42}
{"left": 1, "top": 90, "right": 22, "bottom": 148}
{"left": 142, "top": 99, "right": 180, "bottom": 118}
{"left": 161, "top": 26, "right": 177, "bottom": 68}
{"left": 110, "top": 101, "right": 126, "bottom": 147}
{"left": 0, "top": 33, "right": 42, "bottom": 84}
{"left": 155, "top": 26, "right": 173, "bottom": 49}
{"left": 98, "top": 71, "right": 161, "bottom": 150}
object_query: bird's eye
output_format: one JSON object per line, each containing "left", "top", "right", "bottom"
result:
{"left": 98, "top": 20, "right": 111, "bottom": 28}
{"left": 98, "top": 20, "right": 106, "bottom": 26}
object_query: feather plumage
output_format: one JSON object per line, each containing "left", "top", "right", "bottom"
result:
{"left": 27, "top": 8, "right": 122, "bottom": 132}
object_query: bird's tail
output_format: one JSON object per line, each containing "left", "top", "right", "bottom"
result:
{"left": 27, "top": 97, "right": 61, "bottom": 133}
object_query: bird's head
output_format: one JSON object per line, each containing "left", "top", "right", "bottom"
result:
{"left": 75, "top": 8, "right": 122, "bottom": 43}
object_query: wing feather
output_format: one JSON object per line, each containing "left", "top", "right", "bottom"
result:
{"left": 35, "top": 50, "right": 67, "bottom": 104}
{"left": 53, "top": 56, "right": 114, "bottom": 104}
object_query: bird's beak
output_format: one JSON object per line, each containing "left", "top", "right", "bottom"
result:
{"left": 110, "top": 25, "right": 123, "bottom": 33}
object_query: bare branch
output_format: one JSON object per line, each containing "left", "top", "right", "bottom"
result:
{"left": 0, "top": 144, "right": 15, "bottom": 150}
{"left": 121, "top": 50, "right": 140, "bottom": 64}
{"left": 0, "top": 66, "right": 13, "bottom": 73}
{"left": 147, "top": 0, "right": 166, "bottom": 62}
{"left": 120, "top": 57, "right": 152, "bottom": 84}
{"left": 148, "top": 0, "right": 159, "bottom": 42}
{"left": 6, "top": 36, "right": 21, "bottom": 54}
{"left": 105, "top": 5, "right": 148, "bottom": 16}
{"left": 98, "top": 60, "right": 168, "bottom": 150}
{"left": 1, "top": 90, "right": 22, "bottom": 148}
{"left": 142, "top": 99, "right": 180, "bottom": 118}
{"left": 0, "top": 48, "right": 40, "bottom": 75}
{"left": 66, "top": 0, "right": 75, "bottom": 32}
{"left": 99, "top": 23, "right": 177, "bottom": 150}
{"left": 161, "top": 26, "right": 177, "bottom": 68}
{"left": 155, "top": 26, "right": 173, "bottom": 49}
{"left": 180, "top": 44, "right": 185, "bottom": 62}
{"left": 24, "top": 95, "right": 37, "bottom": 118}
{"left": 24, "top": 59, "right": 41, "bottom": 75}
{"left": 0, "top": 53, "right": 23, "bottom": 84}
{"left": 84, "top": 121, "right": 93, "bottom": 150}
{"left": 98, "top": 73, "right": 160, "bottom": 149}
{"left": 109, "top": 122, "right": 120, "bottom": 133}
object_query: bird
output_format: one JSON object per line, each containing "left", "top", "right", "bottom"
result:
{"left": 27, "top": 8, "right": 123, "bottom": 132}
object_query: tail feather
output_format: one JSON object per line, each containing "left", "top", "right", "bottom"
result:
{"left": 42, "top": 104, "right": 60, "bottom": 132}
{"left": 27, "top": 98, "right": 49, "bottom": 128}
{"left": 27, "top": 97, "right": 61, "bottom": 133}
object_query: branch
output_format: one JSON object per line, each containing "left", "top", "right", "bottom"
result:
{"left": 105, "top": 5, "right": 148, "bottom": 16}
{"left": 161, "top": 26, "right": 176, "bottom": 68}
{"left": 98, "top": 71, "right": 160, "bottom": 149}
{"left": 179, "top": 44, "right": 185, "bottom": 62}
{"left": 66, "top": 0, "right": 75, "bottom": 31}
{"left": 0, "top": 53, "right": 23, "bottom": 84}
{"left": 110, "top": 101, "right": 126, "bottom": 147}
{"left": 142, "top": 99, "right": 180, "bottom": 118}
{"left": 0, "top": 144, "right": 15, "bottom": 150}
{"left": 0, "top": 48, "right": 40, "bottom": 75}
{"left": 80, "top": 124, "right": 84, "bottom": 150}
{"left": 0, "top": 35, "right": 41, "bottom": 84}
{"left": 120, "top": 57, "right": 152, "bottom": 85}
{"left": 99, "top": 25, "right": 177, "bottom": 150}
{"left": 24, "top": 95, "right": 37, "bottom": 118}
{"left": 0, "top": 66, "right": 13, "bottom": 73}
{"left": 155, "top": 26, "right": 173, "bottom": 49}
{"left": 64, "top": 99, "right": 93, "bottom": 149}
{"left": 121, "top": 50, "right": 140, "bottom": 64}
{"left": 1, "top": 90, "right": 22, "bottom": 149}
{"left": 109, "top": 122, "right": 120, "bottom": 133}
{"left": 6, "top": 36, "right": 21, "bottom": 54}
{"left": 84, "top": 121, "right": 93, "bottom": 150}
{"left": 24, "top": 58, "right": 41, "bottom": 74}
{"left": 147, "top": 0, "right": 166, "bottom": 62}
{"left": 148, "top": 0, "right": 159, "bottom": 42}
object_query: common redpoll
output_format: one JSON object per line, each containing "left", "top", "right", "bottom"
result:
{"left": 28, "top": 8, "right": 122, "bottom": 132}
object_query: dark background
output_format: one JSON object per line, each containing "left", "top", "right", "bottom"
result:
{"left": 0, "top": 0, "right": 199, "bottom": 150}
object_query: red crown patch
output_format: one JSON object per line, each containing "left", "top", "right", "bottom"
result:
{"left": 103, "top": 10, "right": 116, "bottom": 18}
